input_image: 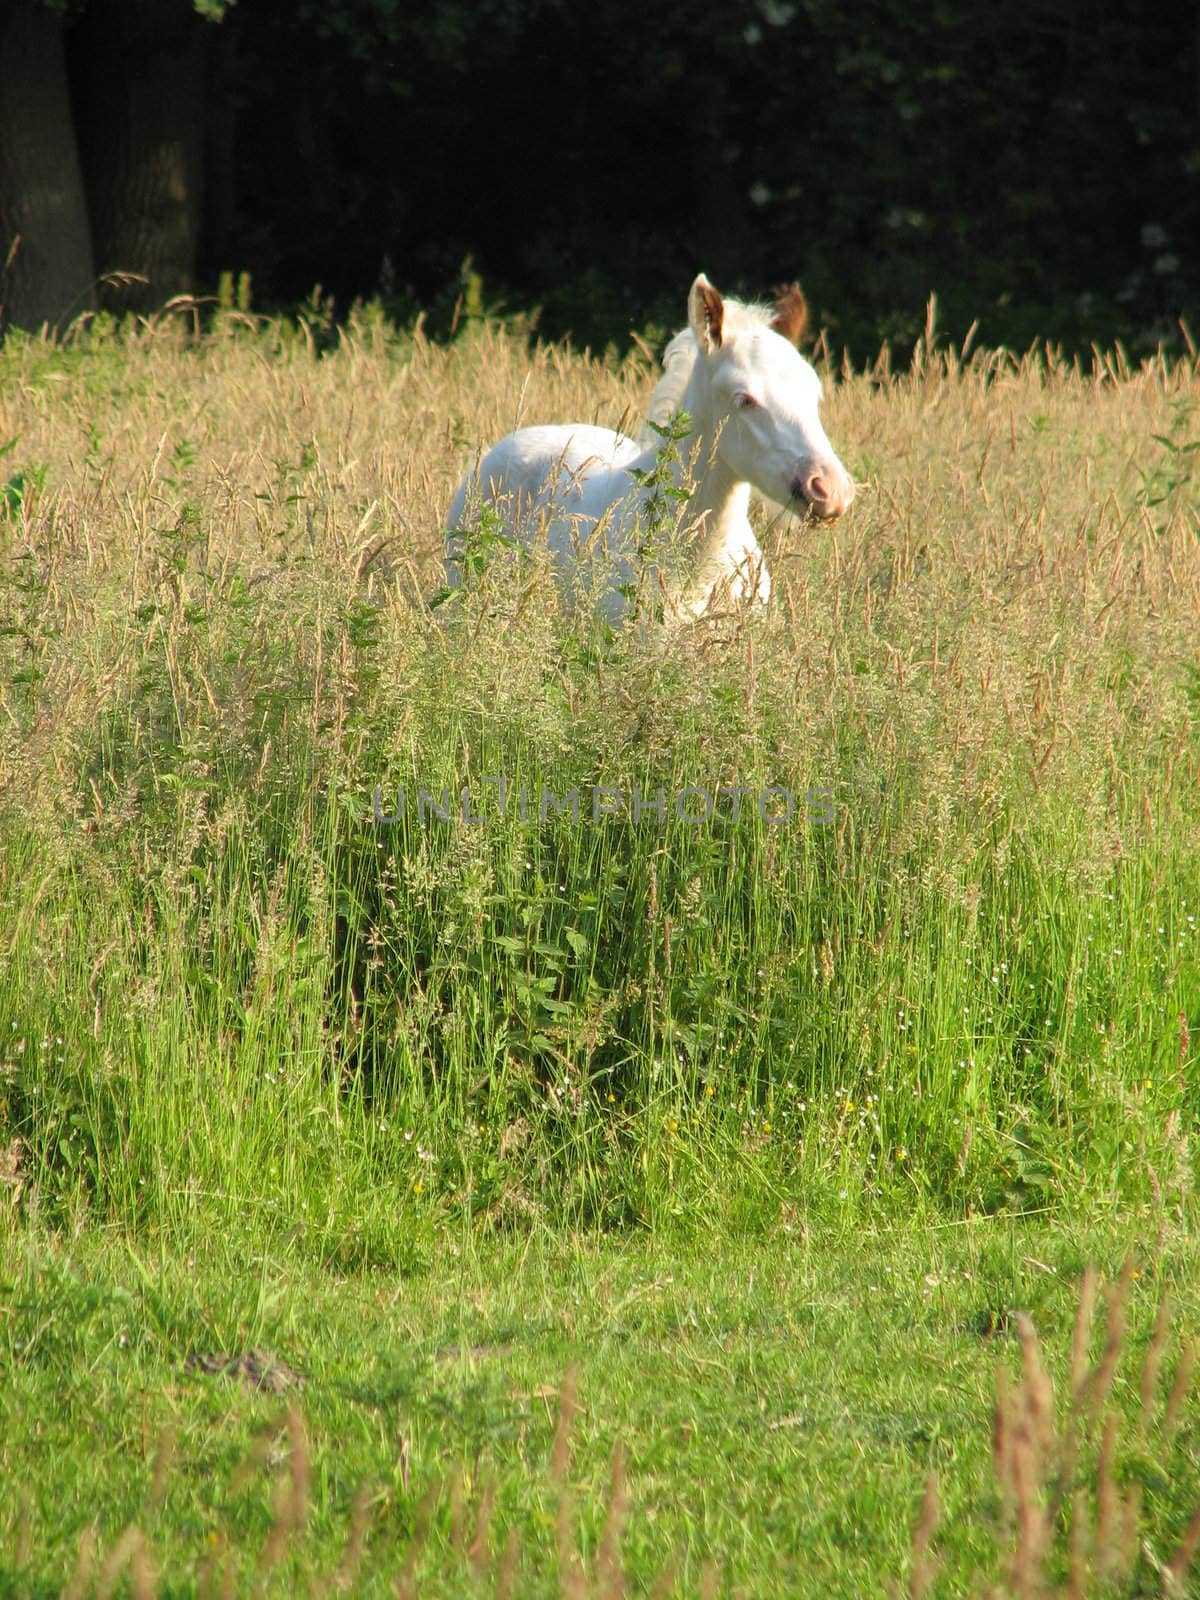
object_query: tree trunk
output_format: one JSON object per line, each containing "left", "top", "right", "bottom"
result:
{"left": 0, "top": 2, "right": 95, "bottom": 332}
{"left": 68, "top": 0, "right": 210, "bottom": 314}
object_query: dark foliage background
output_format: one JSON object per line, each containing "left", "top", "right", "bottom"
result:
{"left": 2, "top": 0, "right": 1199, "bottom": 354}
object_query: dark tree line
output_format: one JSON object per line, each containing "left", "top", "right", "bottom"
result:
{"left": 1, "top": 0, "right": 1197, "bottom": 355}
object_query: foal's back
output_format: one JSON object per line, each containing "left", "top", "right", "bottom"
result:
{"left": 444, "top": 423, "right": 643, "bottom": 536}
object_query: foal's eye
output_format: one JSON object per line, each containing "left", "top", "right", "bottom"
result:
{"left": 735, "top": 393, "right": 758, "bottom": 410}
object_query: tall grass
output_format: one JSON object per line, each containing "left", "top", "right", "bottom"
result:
{"left": 0, "top": 305, "right": 1197, "bottom": 1247}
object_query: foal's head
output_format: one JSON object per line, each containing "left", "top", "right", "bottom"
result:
{"left": 687, "top": 274, "right": 855, "bottom": 520}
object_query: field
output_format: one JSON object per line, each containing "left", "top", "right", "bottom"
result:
{"left": 0, "top": 300, "right": 1198, "bottom": 1595}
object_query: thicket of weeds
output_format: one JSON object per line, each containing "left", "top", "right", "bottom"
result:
{"left": 0, "top": 305, "right": 1196, "bottom": 1254}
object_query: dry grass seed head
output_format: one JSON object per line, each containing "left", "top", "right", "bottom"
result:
{"left": 907, "top": 1470, "right": 940, "bottom": 1600}
{"left": 1140, "top": 1291, "right": 1173, "bottom": 1429}
{"left": 61, "top": 1524, "right": 98, "bottom": 1600}
{"left": 468, "top": 1475, "right": 496, "bottom": 1578}
{"left": 148, "top": 1421, "right": 177, "bottom": 1508}
{"left": 95, "top": 1525, "right": 156, "bottom": 1600}
{"left": 447, "top": 1465, "right": 466, "bottom": 1554}
{"left": 596, "top": 1442, "right": 630, "bottom": 1599}
{"left": 1068, "top": 1265, "right": 1099, "bottom": 1405}
{"left": 336, "top": 1484, "right": 370, "bottom": 1592}
{"left": 1083, "top": 1258, "right": 1134, "bottom": 1419}
{"left": 551, "top": 1365, "right": 579, "bottom": 1484}
{"left": 1163, "top": 1337, "right": 1197, "bottom": 1444}
{"left": 495, "top": 1527, "right": 523, "bottom": 1600}
{"left": 1166, "top": 1490, "right": 1200, "bottom": 1592}
{"left": 1066, "top": 1489, "right": 1090, "bottom": 1600}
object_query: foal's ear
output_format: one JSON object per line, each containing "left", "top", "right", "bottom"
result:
{"left": 770, "top": 282, "right": 809, "bottom": 346}
{"left": 688, "top": 273, "right": 724, "bottom": 351}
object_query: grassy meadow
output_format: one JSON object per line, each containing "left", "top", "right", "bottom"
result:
{"left": 0, "top": 299, "right": 1198, "bottom": 1594}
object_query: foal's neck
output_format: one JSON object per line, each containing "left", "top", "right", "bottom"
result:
{"left": 627, "top": 366, "right": 753, "bottom": 618}
{"left": 674, "top": 367, "right": 751, "bottom": 550}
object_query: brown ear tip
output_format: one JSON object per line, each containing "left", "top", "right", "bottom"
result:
{"left": 770, "top": 281, "right": 809, "bottom": 344}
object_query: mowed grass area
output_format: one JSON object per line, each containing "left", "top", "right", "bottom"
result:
{"left": 0, "top": 303, "right": 1198, "bottom": 1592}
{"left": 5, "top": 1219, "right": 1200, "bottom": 1597}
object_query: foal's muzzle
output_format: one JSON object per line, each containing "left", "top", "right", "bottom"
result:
{"left": 792, "top": 466, "right": 855, "bottom": 520}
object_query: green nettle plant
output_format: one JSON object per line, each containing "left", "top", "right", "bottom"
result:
{"left": 619, "top": 408, "right": 696, "bottom": 623}
{"left": 431, "top": 499, "right": 520, "bottom": 607}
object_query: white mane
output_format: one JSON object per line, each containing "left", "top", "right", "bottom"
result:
{"left": 640, "top": 298, "right": 781, "bottom": 447}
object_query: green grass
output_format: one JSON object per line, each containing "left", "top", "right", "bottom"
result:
{"left": 5, "top": 1217, "right": 1200, "bottom": 1596}
{"left": 0, "top": 307, "right": 1198, "bottom": 1591}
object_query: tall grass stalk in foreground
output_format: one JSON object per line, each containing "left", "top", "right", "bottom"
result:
{"left": 0, "top": 306, "right": 1196, "bottom": 1248}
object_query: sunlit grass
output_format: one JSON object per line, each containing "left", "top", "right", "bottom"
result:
{"left": 5, "top": 1222, "right": 1200, "bottom": 1596}
{"left": 0, "top": 306, "right": 1196, "bottom": 1238}
{"left": 0, "top": 303, "right": 1198, "bottom": 1591}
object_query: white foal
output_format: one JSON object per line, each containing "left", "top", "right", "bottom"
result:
{"left": 444, "top": 273, "right": 855, "bottom": 626}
